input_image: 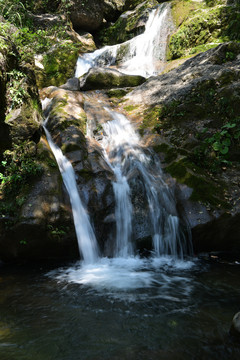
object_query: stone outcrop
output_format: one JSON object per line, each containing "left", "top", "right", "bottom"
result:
{"left": 80, "top": 67, "right": 146, "bottom": 90}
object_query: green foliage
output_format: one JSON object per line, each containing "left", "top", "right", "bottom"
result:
{"left": 47, "top": 224, "right": 69, "bottom": 240}
{"left": 192, "top": 119, "right": 240, "bottom": 169}
{"left": 0, "top": 0, "right": 30, "bottom": 27}
{"left": 0, "top": 141, "right": 43, "bottom": 196}
{"left": 6, "top": 70, "right": 27, "bottom": 110}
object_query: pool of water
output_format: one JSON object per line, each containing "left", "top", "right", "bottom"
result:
{"left": 0, "top": 257, "right": 240, "bottom": 360}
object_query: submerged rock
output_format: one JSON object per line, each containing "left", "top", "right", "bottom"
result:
{"left": 81, "top": 67, "right": 146, "bottom": 90}
{"left": 230, "top": 312, "right": 240, "bottom": 339}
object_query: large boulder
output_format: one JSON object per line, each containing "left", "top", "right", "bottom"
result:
{"left": 123, "top": 42, "right": 240, "bottom": 254}
{"left": 70, "top": 0, "right": 104, "bottom": 31}
{"left": 80, "top": 67, "right": 146, "bottom": 90}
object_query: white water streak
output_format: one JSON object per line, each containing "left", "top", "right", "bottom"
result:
{"left": 43, "top": 121, "right": 99, "bottom": 264}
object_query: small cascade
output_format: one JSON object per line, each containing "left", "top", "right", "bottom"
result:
{"left": 75, "top": 2, "right": 172, "bottom": 78}
{"left": 42, "top": 115, "right": 99, "bottom": 264}
{"left": 84, "top": 101, "right": 189, "bottom": 258}
{"left": 100, "top": 108, "right": 136, "bottom": 257}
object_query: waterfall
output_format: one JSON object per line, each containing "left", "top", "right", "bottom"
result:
{"left": 75, "top": 2, "right": 172, "bottom": 78}
{"left": 83, "top": 101, "right": 189, "bottom": 258}
{"left": 43, "top": 118, "right": 99, "bottom": 264}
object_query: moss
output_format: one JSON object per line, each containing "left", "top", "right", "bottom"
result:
{"left": 123, "top": 104, "right": 139, "bottom": 112}
{"left": 107, "top": 88, "right": 130, "bottom": 98}
{"left": 168, "top": 4, "right": 240, "bottom": 60}
{"left": 166, "top": 158, "right": 229, "bottom": 208}
{"left": 83, "top": 71, "right": 145, "bottom": 90}
{"left": 152, "top": 143, "right": 178, "bottom": 163}
{"left": 36, "top": 43, "right": 81, "bottom": 88}
{"left": 139, "top": 106, "right": 162, "bottom": 135}
{"left": 171, "top": 0, "right": 199, "bottom": 28}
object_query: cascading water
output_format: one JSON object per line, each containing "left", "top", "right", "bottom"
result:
{"left": 75, "top": 2, "right": 172, "bottom": 78}
{"left": 42, "top": 104, "right": 99, "bottom": 264}
{"left": 46, "top": 2, "right": 193, "bottom": 291}
{"left": 86, "top": 104, "right": 189, "bottom": 259}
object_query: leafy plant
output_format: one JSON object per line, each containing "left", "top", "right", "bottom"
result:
{"left": 0, "top": 141, "right": 43, "bottom": 196}
{"left": 0, "top": 0, "right": 29, "bottom": 27}
{"left": 6, "top": 70, "right": 28, "bottom": 110}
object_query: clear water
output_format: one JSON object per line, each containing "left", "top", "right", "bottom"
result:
{"left": 0, "top": 259, "right": 240, "bottom": 360}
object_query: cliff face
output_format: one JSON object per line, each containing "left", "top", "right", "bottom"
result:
{"left": 0, "top": 0, "right": 240, "bottom": 261}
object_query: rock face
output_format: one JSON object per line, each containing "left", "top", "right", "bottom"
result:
{"left": 70, "top": 0, "right": 104, "bottom": 31}
{"left": 124, "top": 42, "right": 240, "bottom": 254}
{"left": 81, "top": 67, "right": 146, "bottom": 90}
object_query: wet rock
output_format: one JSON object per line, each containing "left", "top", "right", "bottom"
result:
{"left": 81, "top": 67, "right": 146, "bottom": 90}
{"left": 60, "top": 77, "right": 80, "bottom": 91}
{"left": 230, "top": 312, "right": 240, "bottom": 339}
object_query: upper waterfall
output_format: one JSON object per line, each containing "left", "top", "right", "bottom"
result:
{"left": 75, "top": 2, "right": 172, "bottom": 78}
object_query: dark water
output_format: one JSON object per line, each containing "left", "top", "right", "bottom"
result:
{"left": 0, "top": 258, "right": 240, "bottom": 360}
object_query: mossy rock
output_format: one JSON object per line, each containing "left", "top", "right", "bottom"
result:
{"left": 5, "top": 101, "right": 42, "bottom": 144}
{"left": 166, "top": 158, "right": 229, "bottom": 208}
{"left": 81, "top": 68, "right": 146, "bottom": 90}
{"left": 36, "top": 43, "right": 81, "bottom": 88}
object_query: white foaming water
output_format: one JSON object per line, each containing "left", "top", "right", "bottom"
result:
{"left": 48, "top": 256, "right": 196, "bottom": 299}
{"left": 100, "top": 108, "right": 138, "bottom": 257}
{"left": 43, "top": 117, "right": 99, "bottom": 264}
{"left": 75, "top": 3, "right": 172, "bottom": 78}
{"left": 98, "top": 107, "right": 185, "bottom": 258}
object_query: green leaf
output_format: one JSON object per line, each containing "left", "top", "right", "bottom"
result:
{"left": 220, "top": 146, "right": 229, "bottom": 155}
{"left": 212, "top": 142, "right": 221, "bottom": 151}
{"left": 222, "top": 138, "right": 231, "bottom": 146}
{"left": 223, "top": 123, "right": 236, "bottom": 129}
